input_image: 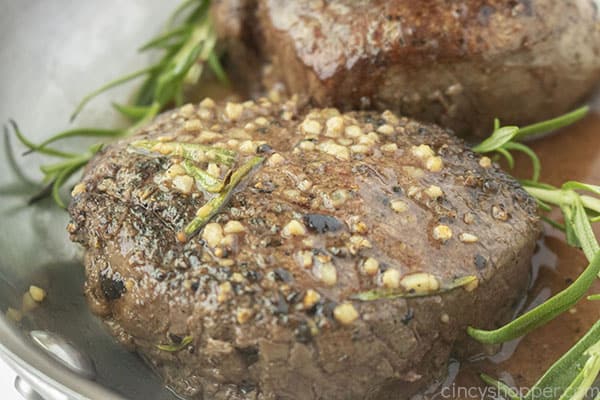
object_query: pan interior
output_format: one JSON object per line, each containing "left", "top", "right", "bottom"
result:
{"left": 0, "top": 1, "right": 181, "bottom": 398}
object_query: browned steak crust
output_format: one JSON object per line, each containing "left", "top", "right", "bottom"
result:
{"left": 68, "top": 97, "right": 539, "bottom": 399}
{"left": 213, "top": 0, "right": 600, "bottom": 137}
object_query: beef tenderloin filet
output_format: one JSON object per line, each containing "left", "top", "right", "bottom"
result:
{"left": 68, "top": 97, "right": 540, "bottom": 399}
{"left": 212, "top": 0, "right": 600, "bottom": 137}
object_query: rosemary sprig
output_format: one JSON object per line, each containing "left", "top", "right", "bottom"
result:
{"left": 129, "top": 140, "right": 237, "bottom": 166}
{"left": 10, "top": 0, "right": 223, "bottom": 207}
{"left": 480, "top": 373, "right": 522, "bottom": 400}
{"left": 514, "top": 106, "right": 589, "bottom": 140}
{"left": 466, "top": 182, "right": 600, "bottom": 345}
{"left": 469, "top": 107, "right": 600, "bottom": 399}
{"left": 156, "top": 335, "right": 193, "bottom": 352}
{"left": 351, "top": 275, "right": 477, "bottom": 301}
{"left": 182, "top": 159, "right": 225, "bottom": 193}
{"left": 183, "top": 156, "right": 264, "bottom": 237}
{"left": 480, "top": 321, "right": 600, "bottom": 400}
{"left": 472, "top": 106, "right": 589, "bottom": 182}
{"left": 467, "top": 251, "right": 600, "bottom": 344}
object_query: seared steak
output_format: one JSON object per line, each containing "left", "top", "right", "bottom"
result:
{"left": 68, "top": 97, "right": 539, "bottom": 399}
{"left": 213, "top": 0, "right": 600, "bottom": 137}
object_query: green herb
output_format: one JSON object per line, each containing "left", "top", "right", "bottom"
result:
{"left": 472, "top": 125, "right": 519, "bottom": 153}
{"left": 524, "top": 185, "right": 600, "bottom": 260}
{"left": 467, "top": 251, "right": 600, "bottom": 345}
{"left": 11, "top": 0, "right": 224, "bottom": 207}
{"left": 479, "top": 321, "right": 600, "bottom": 400}
{"left": 129, "top": 140, "right": 237, "bottom": 166}
{"left": 514, "top": 106, "right": 589, "bottom": 141}
{"left": 183, "top": 156, "right": 264, "bottom": 237}
{"left": 468, "top": 180, "right": 600, "bottom": 344}
{"left": 470, "top": 107, "right": 600, "bottom": 399}
{"left": 128, "top": 139, "right": 262, "bottom": 240}
{"left": 472, "top": 106, "right": 588, "bottom": 182}
{"left": 480, "top": 373, "right": 522, "bottom": 400}
{"left": 182, "top": 159, "right": 225, "bottom": 193}
{"left": 156, "top": 335, "right": 193, "bottom": 352}
{"left": 351, "top": 275, "right": 477, "bottom": 301}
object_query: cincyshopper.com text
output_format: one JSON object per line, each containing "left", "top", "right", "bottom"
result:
{"left": 432, "top": 384, "right": 600, "bottom": 399}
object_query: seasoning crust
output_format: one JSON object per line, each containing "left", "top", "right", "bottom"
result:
{"left": 68, "top": 97, "right": 539, "bottom": 399}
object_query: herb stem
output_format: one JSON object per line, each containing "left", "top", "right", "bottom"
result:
{"left": 70, "top": 65, "right": 159, "bottom": 122}
{"left": 11, "top": 120, "right": 78, "bottom": 159}
{"left": 183, "top": 156, "right": 263, "bottom": 237}
{"left": 480, "top": 374, "right": 522, "bottom": 400}
{"left": 515, "top": 106, "right": 589, "bottom": 140}
{"left": 519, "top": 320, "right": 600, "bottom": 400}
{"left": 582, "top": 195, "right": 600, "bottom": 214}
{"left": 156, "top": 335, "right": 193, "bottom": 352}
{"left": 130, "top": 139, "right": 237, "bottom": 165}
{"left": 524, "top": 186, "right": 600, "bottom": 261}
{"left": 467, "top": 251, "right": 600, "bottom": 344}
{"left": 504, "top": 142, "right": 541, "bottom": 182}
{"left": 523, "top": 187, "right": 564, "bottom": 205}
{"left": 351, "top": 275, "right": 477, "bottom": 301}
{"left": 182, "top": 159, "right": 224, "bottom": 192}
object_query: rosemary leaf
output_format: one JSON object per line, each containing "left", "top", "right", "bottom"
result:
{"left": 138, "top": 25, "right": 190, "bottom": 52}
{"left": 3, "top": 126, "right": 41, "bottom": 187}
{"left": 130, "top": 140, "right": 237, "bottom": 165}
{"left": 496, "top": 147, "right": 515, "bottom": 169}
{"left": 583, "top": 198, "right": 600, "bottom": 215}
{"left": 532, "top": 197, "right": 553, "bottom": 212}
{"left": 515, "top": 106, "right": 589, "bottom": 140}
{"left": 562, "top": 182, "right": 600, "bottom": 196}
{"left": 467, "top": 251, "right": 600, "bottom": 344}
{"left": 540, "top": 215, "right": 565, "bottom": 231}
{"left": 472, "top": 126, "right": 519, "bottom": 153}
{"left": 557, "top": 341, "right": 600, "bottom": 400}
{"left": 351, "top": 275, "right": 477, "bottom": 301}
{"left": 561, "top": 203, "right": 582, "bottom": 249}
{"left": 155, "top": 39, "right": 206, "bottom": 105}
{"left": 156, "top": 335, "right": 193, "bottom": 352}
{"left": 183, "top": 156, "right": 263, "bottom": 237}
{"left": 11, "top": 120, "right": 77, "bottom": 159}
{"left": 70, "top": 65, "right": 159, "bottom": 122}
{"left": 208, "top": 52, "right": 229, "bottom": 85}
{"left": 482, "top": 321, "right": 600, "bottom": 400}
{"left": 524, "top": 321, "right": 600, "bottom": 400}
{"left": 166, "top": 0, "right": 199, "bottom": 28}
{"left": 182, "top": 159, "right": 224, "bottom": 193}
{"left": 27, "top": 127, "right": 123, "bottom": 153}
{"left": 503, "top": 142, "right": 541, "bottom": 182}
{"left": 480, "top": 374, "right": 522, "bottom": 400}
{"left": 52, "top": 162, "right": 86, "bottom": 208}
{"left": 572, "top": 197, "right": 600, "bottom": 261}
{"left": 40, "top": 154, "right": 93, "bottom": 176}
{"left": 112, "top": 103, "right": 155, "bottom": 121}
{"left": 519, "top": 180, "right": 557, "bottom": 190}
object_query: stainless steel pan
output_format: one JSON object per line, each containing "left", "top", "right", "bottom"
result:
{"left": 0, "top": 1, "right": 182, "bottom": 398}
{"left": 2, "top": 2, "right": 600, "bottom": 400}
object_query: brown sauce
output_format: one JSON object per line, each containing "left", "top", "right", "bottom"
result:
{"left": 446, "top": 113, "right": 600, "bottom": 399}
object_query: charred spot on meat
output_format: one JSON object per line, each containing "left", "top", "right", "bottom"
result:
{"left": 68, "top": 97, "right": 539, "bottom": 399}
